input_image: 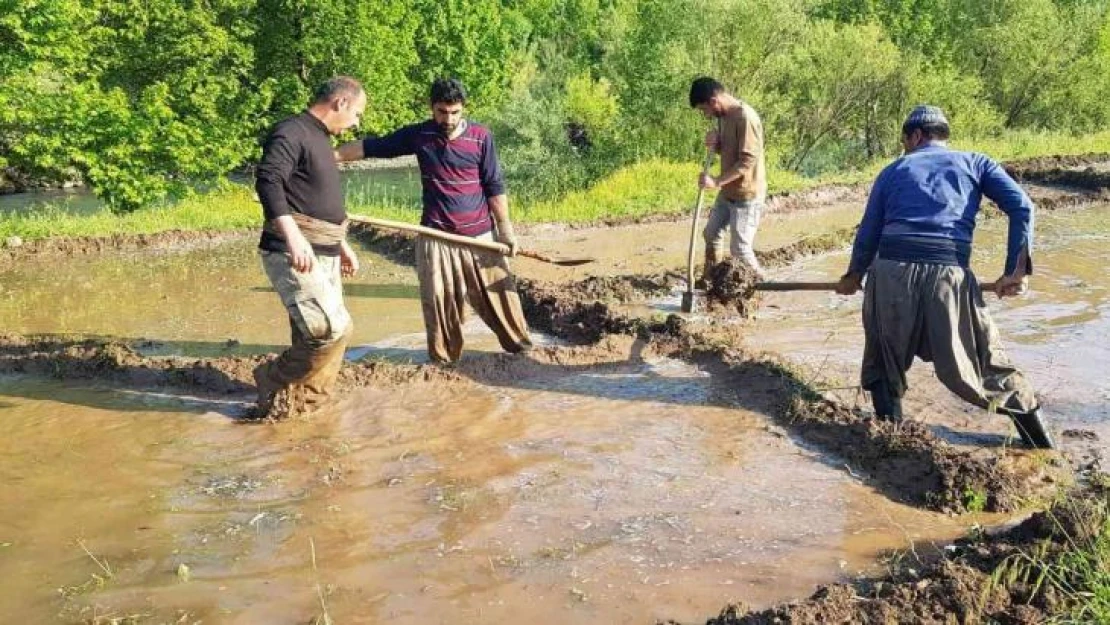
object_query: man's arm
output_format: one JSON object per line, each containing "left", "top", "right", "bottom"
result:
{"left": 837, "top": 169, "right": 889, "bottom": 294}
{"left": 979, "top": 155, "right": 1034, "bottom": 282}
{"left": 256, "top": 129, "right": 314, "bottom": 273}
{"left": 335, "top": 126, "right": 417, "bottom": 162}
{"left": 480, "top": 133, "right": 516, "bottom": 254}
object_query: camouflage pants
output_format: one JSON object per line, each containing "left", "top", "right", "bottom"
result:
{"left": 256, "top": 250, "right": 352, "bottom": 402}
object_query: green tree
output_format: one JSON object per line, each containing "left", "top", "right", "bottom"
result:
{"left": 764, "top": 20, "right": 904, "bottom": 171}
{"left": 1, "top": 0, "right": 268, "bottom": 210}
{"left": 252, "top": 0, "right": 419, "bottom": 133}
{"left": 410, "top": 0, "right": 519, "bottom": 111}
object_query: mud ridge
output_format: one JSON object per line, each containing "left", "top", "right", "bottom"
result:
{"left": 348, "top": 223, "right": 418, "bottom": 266}
{"left": 679, "top": 487, "right": 1108, "bottom": 625}
{"left": 1006, "top": 153, "right": 1110, "bottom": 191}
{"left": 0, "top": 228, "right": 254, "bottom": 268}
{"left": 0, "top": 333, "right": 459, "bottom": 403}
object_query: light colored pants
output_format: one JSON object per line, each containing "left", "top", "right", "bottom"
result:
{"left": 861, "top": 258, "right": 1037, "bottom": 416}
{"left": 258, "top": 250, "right": 352, "bottom": 393}
{"left": 703, "top": 195, "right": 764, "bottom": 275}
{"left": 415, "top": 232, "right": 532, "bottom": 363}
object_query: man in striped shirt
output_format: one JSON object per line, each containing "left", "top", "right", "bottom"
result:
{"left": 337, "top": 78, "right": 532, "bottom": 363}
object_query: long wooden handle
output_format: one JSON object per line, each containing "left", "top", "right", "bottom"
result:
{"left": 348, "top": 214, "right": 510, "bottom": 255}
{"left": 755, "top": 281, "right": 839, "bottom": 291}
{"left": 685, "top": 148, "right": 717, "bottom": 293}
{"left": 754, "top": 280, "right": 1000, "bottom": 292}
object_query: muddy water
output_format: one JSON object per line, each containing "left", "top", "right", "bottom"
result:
{"left": 0, "top": 201, "right": 860, "bottom": 357}
{"left": 0, "top": 197, "right": 1088, "bottom": 624}
{"left": 747, "top": 204, "right": 1110, "bottom": 443}
{"left": 518, "top": 203, "right": 861, "bottom": 283}
{"left": 0, "top": 239, "right": 426, "bottom": 358}
{"left": 0, "top": 355, "right": 1000, "bottom": 624}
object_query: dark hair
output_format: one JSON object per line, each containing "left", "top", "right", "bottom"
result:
{"left": 430, "top": 78, "right": 467, "bottom": 105}
{"left": 312, "top": 76, "right": 363, "bottom": 105}
{"left": 901, "top": 121, "right": 950, "bottom": 141}
{"left": 689, "top": 76, "right": 725, "bottom": 108}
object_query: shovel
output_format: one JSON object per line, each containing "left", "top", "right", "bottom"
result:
{"left": 348, "top": 214, "right": 595, "bottom": 267}
{"left": 681, "top": 148, "right": 718, "bottom": 313}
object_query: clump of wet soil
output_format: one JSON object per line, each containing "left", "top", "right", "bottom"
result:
{"left": 518, "top": 278, "right": 641, "bottom": 343}
{"left": 705, "top": 260, "right": 763, "bottom": 316}
{"left": 684, "top": 487, "right": 1109, "bottom": 625}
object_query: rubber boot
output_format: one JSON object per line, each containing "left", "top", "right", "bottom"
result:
{"left": 1011, "top": 408, "right": 1056, "bottom": 449}
{"left": 868, "top": 381, "right": 903, "bottom": 423}
{"left": 299, "top": 325, "right": 353, "bottom": 407}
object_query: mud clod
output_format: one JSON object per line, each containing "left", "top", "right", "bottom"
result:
{"left": 705, "top": 260, "right": 762, "bottom": 316}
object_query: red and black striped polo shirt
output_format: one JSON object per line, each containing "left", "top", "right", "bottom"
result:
{"left": 362, "top": 120, "right": 506, "bottom": 236}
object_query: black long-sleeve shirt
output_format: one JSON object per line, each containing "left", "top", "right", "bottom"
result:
{"left": 256, "top": 111, "right": 345, "bottom": 255}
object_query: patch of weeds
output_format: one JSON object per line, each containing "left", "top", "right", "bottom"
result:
{"left": 989, "top": 497, "right": 1110, "bottom": 623}
{"left": 963, "top": 487, "right": 989, "bottom": 513}
{"left": 58, "top": 572, "right": 111, "bottom": 598}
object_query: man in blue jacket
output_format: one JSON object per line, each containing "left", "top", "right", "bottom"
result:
{"left": 836, "top": 105, "right": 1054, "bottom": 449}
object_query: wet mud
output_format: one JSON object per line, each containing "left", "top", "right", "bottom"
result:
{"left": 1006, "top": 153, "right": 1110, "bottom": 191}
{"left": 685, "top": 486, "right": 1108, "bottom": 625}
{"left": 705, "top": 261, "right": 764, "bottom": 316}
{"left": 0, "top": 228, "right": 253, "bottom": 268}
{"left": 0, "top": 269, "right": 1058, "bottom": 516}
{"left": 512, "top": 277, "right": 1060, "bottom": 514}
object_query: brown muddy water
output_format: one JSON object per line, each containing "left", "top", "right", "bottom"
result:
{"left": 0, "top": 197, "right": 1102, "bottom": 623}
{"left": 0, "top": 356, "right": 1002, "bottom": 624}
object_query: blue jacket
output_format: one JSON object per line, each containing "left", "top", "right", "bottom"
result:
{"left": 848, "top": 143, "right": 1034, "bottom": 276}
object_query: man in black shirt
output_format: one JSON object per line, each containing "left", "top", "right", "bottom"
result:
{"left": 253, "top": 76, "right": 365, "bottom": 416}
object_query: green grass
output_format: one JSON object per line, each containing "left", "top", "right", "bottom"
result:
{"left": 0, "top": 186, "right": 260, "bottom": 241}
{"left": 988, "top": 495, "right": 1110, "bottom": 623}
{"left": 4, "top": 129, "right": 1110, "bottom": 242}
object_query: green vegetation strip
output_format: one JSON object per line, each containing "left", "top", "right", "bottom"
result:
{"left": 3, "top": 130, "right": 1110, "bottom": 243}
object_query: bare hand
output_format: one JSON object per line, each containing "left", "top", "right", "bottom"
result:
{"left": 288, "top": 233, "right": 315, "bottom": 274}
{"left": 340, "top": 243, "right": 360, "bottom": 277}
{"left": 836, "top": 272, "right": 863, "bottom": 295}
{"left": 499, "top": 235, "right": 519, "bottom": 257}
{"left": 993, "top": 274, "right": 1028, "bottom": 298}
{"left": 704, "top": 130, "right": 720, "bottom": 152}
{"left": 698, "top": 173, "right": 719, "bottom": 190}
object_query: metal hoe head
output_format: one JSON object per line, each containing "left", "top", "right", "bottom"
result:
{"left": 680, "top": 289, "right": 700, "bottom": 313}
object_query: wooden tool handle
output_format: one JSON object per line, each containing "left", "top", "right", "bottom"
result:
{"left": 754, "top": 281, "right": 840, "bottom": 291}
{"left": 348, "top": 214, "right": 510, "bottom": 255}
{"left": 754, "top": 280, "right": 1001, "bottom": 292}
{"left": 685, "top": 148, "right": 717, "bottom": 293}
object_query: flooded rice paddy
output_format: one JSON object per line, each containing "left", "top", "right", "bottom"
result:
{"left": 0, "top": 182, "right": 1106, "bottom": 623}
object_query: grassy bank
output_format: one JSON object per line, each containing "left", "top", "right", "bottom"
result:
{"left": 3, "top": 130, "right": 1109, "bottom": 242}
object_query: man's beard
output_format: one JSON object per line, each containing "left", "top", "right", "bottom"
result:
{"left": 438, "top": 122, "right": 457, "bottom": 134}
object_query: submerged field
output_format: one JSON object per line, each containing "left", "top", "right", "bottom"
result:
{"left": 0, "top": 156, "right": 1108, "bottom": 623}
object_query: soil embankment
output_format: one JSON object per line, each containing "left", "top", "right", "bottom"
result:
{"left": 680, "top": 488, "right": 1108, "bottom": 624}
